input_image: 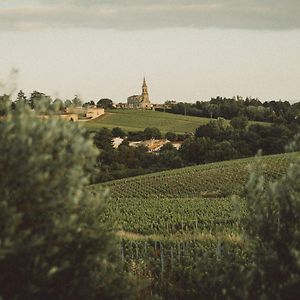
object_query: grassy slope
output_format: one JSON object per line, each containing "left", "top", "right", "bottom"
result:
{"left": 83, "top": 109, "right": 213, "bottom": 133}
{"left": 83, "top": 109, "right": 269, "bottom": 134}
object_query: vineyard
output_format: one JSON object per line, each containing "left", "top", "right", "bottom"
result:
{"left": 91, "top": 153, "right": 291, "bottom": 200}
{"left": 89, "top": 153, "right": 296, "bottom": 298}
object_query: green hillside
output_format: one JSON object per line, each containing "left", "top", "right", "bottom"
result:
{"left": 89, "top": 152, "right": 297, "bottom": 295}
{"left": 90, "top": 153, "right": 293, "bottom": 237}
{"left": 83, "top": 109, "right": 269, "bottom": 133}
{"left": 83, "top": 109, "right": 213, "bottom": 133}
{"left": 92, "top": 153, "right": 291, "bottom": 200}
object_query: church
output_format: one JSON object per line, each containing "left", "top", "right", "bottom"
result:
{"left": 127, "top": 77, "right": 152, "bottom": 109}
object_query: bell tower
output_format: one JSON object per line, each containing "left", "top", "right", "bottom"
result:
{"left": 141, "top": 77, "right": 150, "bottom": 103}
{"left": 142, "top": 77, "right": 148, "bottom": 95}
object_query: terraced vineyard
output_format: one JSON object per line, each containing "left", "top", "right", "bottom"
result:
{"left": 89, "top": 153, "right": 296, "bottom": 297}
{"left": 102, "top": 196, "right": 247, "bottom": 235}
{"left": 92, "top": 153, "right": 291, "bottom": 201}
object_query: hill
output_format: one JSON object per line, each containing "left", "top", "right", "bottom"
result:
{"left": 89, "top": 152, "right": 297, "bottom": 296}
{"left": 92, "top": 153, "right": 291, "bottom": 200}
{"left": 83, "top": 109, "right": 213, "bottom": 133}
{"left": 90, "top": 153, "right": 293, "bottom": 236}
{"left": 83, "top": 109, "right": 269, "bottom": 134}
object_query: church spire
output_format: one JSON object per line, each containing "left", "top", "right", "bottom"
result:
{"left": 142, "top": 76, "right": 147, "bottom": 88}
{"left": 142, "top": 77, "right": 148, "bottom": 95}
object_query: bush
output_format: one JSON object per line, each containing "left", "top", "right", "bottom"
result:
{"left": 112, "top": 127, "right": 126, "bottom": 138}
{"left": 243, "top": 137, "right": 300, "bottom": 299}
{"left": 165, "top": 131, "right": 177, "bottom": 142}
{"left": 0, "top": 107, "right": 136, "bottom": 300}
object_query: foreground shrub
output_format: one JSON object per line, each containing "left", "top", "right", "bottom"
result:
{"left": 0, "top": 107, "right": 136, "bottom": 300}
{"left": 243, "top": 137, "right": 300, "bottom": 299}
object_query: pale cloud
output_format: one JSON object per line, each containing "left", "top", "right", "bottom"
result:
{"left": 0, "top": 0, "right": 300, "bottom": 31}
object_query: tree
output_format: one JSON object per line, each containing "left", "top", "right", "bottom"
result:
{"left": 94, "top": 127, "right": 113, "bottom": 150}
{"left": 83, "top": 100, "right": 95, "bottom": 107}
{"left": 180, "top": 137, "right": 215, "bottom": 164}
{"left": 52, "top": 98, "right": 65, "bottom": 112}
{"left": 144, "top": 127, "right": 161, "bottom": 140}
{"left": 112, "top": 127, "right": 126, "bottom": 138}
{"left": 195, "top": 120, "right": 225, "bottom": 140}
{"left": 230, "top": 116, "right": 248, "bottom": 130}
{"left": 29, "top": 90, "right": 51, "bottom": 109}
{"left": 72, "top": 95, "right": 83, "bottom": 107}
{"left": 64, "top": 99, "right": 72, "bottom": 108}
{"left": 160, "top": 142, "right": 176, "bottom": 152}
{"left": 242, "top": 140, "right": 300, "bottom": 299}
{"left": 97, "top": 98, "right": 114, "bottom": 109}
{"left": 15, "top": 89, "right": 28, "bottom": 107}
{"left": 0, "top": 107, "right": 136, "bottom": 299}
{"left": 165, "top": 131, "right": 177, "bottom": 142}
{"left": 0, "top": 94, "right": 11, "bottom": 116}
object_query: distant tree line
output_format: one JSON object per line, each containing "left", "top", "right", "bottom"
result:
{"left": 0, "top": 90, "right": 114, "bottom": 115}
{"left": 92, "top": 127, "right": 185, "bottom": 182}
{"left": 159, "top": 96, "right": 300, "bottom": 123}
{"left": 92, "top": 115, "right": 300, "bottom": 183}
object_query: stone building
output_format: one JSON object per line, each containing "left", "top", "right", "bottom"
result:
{"left": 127, "top": 77, "right": 152, "bottom": 109}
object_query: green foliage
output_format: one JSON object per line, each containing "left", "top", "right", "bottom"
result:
{"left": 165, "top": 131, "right": 177, "bottom": 141}
{"left": 97, "top": 98, "right": 114, "bottom": 109}
{"left": 93, "top": 153, "right": 291, "bottom": 202}
{"left": 0, "top": 108, "right": 136, "bottom": 300}
{"left": 90, "top": 150, "right": 297, "bottom": 299}
{"left": 195, "top": 119, "right": 229, "bottom": 140}
{"left": 15, "top": 90, "right": 28, "bottom": 107}
{"left": 0, "top": 94, "right": 11, "bottom": 116}
{"left": 94, "top": 127, "right": 113, "bottom": 150}
{"left": 71, "top": 94, "right": 83, "bottom": 107}
{"left": 230, "top": 116, "right": 249, "bottom": 130}
{"left": 52, "top": 98, "right": 65, "bottom": 112}
{"left": 112, "top": 126, "right": 126, "bottom": 138}
{"left": 143, "top": 127, "right": 162, "bottom": 139}
{"left": 243, "top": 144, "right": 300, "bottom": 299}
{"left": 102, "top": 196, "right": 246, "bottom": 235}
{"left": 159, "top": 142, "right": 176, "bottom": 152}
{"left": 180, "top": 137, "right": 215, "bottom": 164}
{"left": 29, "top": 90, "right": 52, "bottom": 109}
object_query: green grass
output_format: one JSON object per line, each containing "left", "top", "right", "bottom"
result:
{"left": 83, "top": 109, "right": 214, "bottom": 134}
{"left": 83, "top": 109, "right": 269, "bottom": 134}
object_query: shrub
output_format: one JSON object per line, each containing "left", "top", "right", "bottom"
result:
{"left": 0, "top": 107, "right": 136, "bottom": 300}
{"left": 243, "top": 137, "right": 300, "bottom": 299}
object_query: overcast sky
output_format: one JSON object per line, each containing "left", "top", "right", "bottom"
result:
{"left": 0, "top": 0, "right": 300, "bottom": 103}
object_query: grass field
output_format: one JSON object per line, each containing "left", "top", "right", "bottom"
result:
{"left": 83, "top": 109, "right": 214, "bottom": 133}
{"left": 83, "top": 109, "right": 269, "bottom": 134}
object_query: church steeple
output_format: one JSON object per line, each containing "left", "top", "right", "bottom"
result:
{"left": 143, "top": 77, "right": 147, "bottom": 86}
{"left": 142, "top": 77, "right": 148, "bottom": 95}
{"left": 141, "top": 77, "right": 150, "bottom": 105}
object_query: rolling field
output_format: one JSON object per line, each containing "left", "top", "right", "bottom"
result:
{"left": 89, "top": 153, "right": 296, "bottom": 293}
{"left": 83, "top": 109, "right": 269, "bottom": 134}
{"left": 83, "top": 109, "right": 214, "bottom": 133}
{"left": 92, "top": 153, "right": 291, "bottom": 201}
{"left": 90, "top": 153, "right": 293, "bottom": 238}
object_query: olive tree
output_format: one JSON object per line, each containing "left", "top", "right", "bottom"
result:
{"left": 243, "top": 137, "right": 300, "bottom": 299}
{"left": 0, "top": 106, "right": 136, "bottom": 300}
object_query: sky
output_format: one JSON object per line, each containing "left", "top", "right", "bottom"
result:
{"left": 0, "top": 0, "right": 300, "bottom": 103}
